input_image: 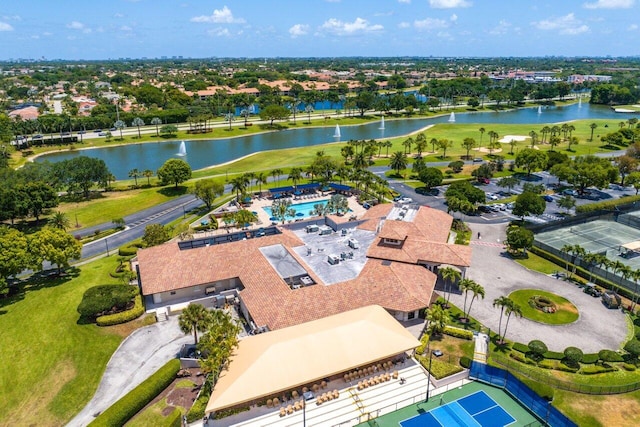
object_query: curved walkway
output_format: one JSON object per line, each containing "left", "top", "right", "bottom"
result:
{"left": 67, "top": 317, "right": 191, "bottom": 427}
{"left": 447, "top": 222, "right": 628, "bottom": 353}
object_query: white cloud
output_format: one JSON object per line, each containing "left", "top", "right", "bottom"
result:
{"left": 489, "top": 19, "right": 511, "bottom": 35}
{"left": 429, "top": 0, "right": 471, "bottom": 8}
{"left": 398, "top": 21, "right": 411, "bottom": 28}
{"left": 532, "top": 13, "right": 589, "bottom": 35}
{"left": 398, "top": 0, "right": 411, "bottom": 3}
{"left": 450, "top": 14, "right": 458, "bottom": 22}
{"left": 320, "top": 17, "right": 383, "bottom": 35}
{"left": 584, "top": 0, "right": 634, "bottom": 9}
{"left": 2, "top": 15, "right": 21, "bottom": 21}
{"left": 629, "top": 23, "right": 639, "bottom": 30}
{"left": 0, "top": 21, "right": 13, "bottom": 31}
{"left": 114, "top": 13, "right": 124, "bottom": 18}
{"left": 289, "top": 24, "right": 309, "bottom": 37}
{"left": 207, "top": 27, "right": 231, "bottom": 37}
{"left": 67, "top": 21, "right": 92, "bottom": 33}
{"left": 191, "top": 6, "right": 245, "bottom": 24}
{"left": 120, "top": 25, "right": 133, "bottom": 32}
{"left": 414, "top": 17, "right": 450, "bottom": 30}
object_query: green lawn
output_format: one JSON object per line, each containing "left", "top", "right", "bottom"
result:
{"left": 515, "top": 251, "right": 562, "bottom": 275}
{"left": 0, "top": 257, "right": 127, "bottom": 426}
{"left": 508, "top": 289, "right": 579, "bottom": 324}
{"left": 126, "top": 397, "right": 182, "bottom": 427}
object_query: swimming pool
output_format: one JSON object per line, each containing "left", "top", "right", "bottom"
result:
{"left": 263, "top": 200, "right": 328, "bottom": 220}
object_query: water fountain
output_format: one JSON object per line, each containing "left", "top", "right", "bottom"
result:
{"left": 177, "top": 140, "right": 187, "bottom": 156}
{"left": 538, "top": 106, "right": 542, "bottom": 114}
{"left": 379, "top": 115, "right": 385, "bottom": 130}
{"left": 333, "top": 124, "right": 341, "bottom": 139}
{"left": 578, "top": 97, "right": 582, "bottom": 108}
{"left": 448, "top": 112, "right": 456, "bottom": 122}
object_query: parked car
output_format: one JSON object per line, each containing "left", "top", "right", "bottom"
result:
{"left": 398, "top": 197, "right": 413, "bottom": 204}
{"left": 477, "top": 177, "right": 490, "bottom": 184}
{"left": 477, "top": 205, "right": 491, "bottom": 213}
{"left": 542, "top": 195, "right": 554, "bottom": 202}
{"left": 472, "top": 158, "right": 484, "bottom": 163}
{"left": 583, "top": 283, "right": 602, "bottom": 297}
{"left": 486, "top": 193, "right": 499, "bottom": 200}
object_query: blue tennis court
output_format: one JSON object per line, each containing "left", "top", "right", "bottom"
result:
{"left": 400, "top": 391, "right": 516, "bottom": 427}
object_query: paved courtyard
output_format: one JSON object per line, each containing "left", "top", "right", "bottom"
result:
{"left": 446, "top": 222, "right": 628, "bottom": 353}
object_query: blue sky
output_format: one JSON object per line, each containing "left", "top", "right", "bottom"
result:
{"left": 1, "top": 0, "right": 639, "bottom": 60}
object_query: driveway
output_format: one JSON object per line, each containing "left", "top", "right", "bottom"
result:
{"left": 446, "top": 222, "right": 628, "bottom": 353}
{"left": 67, "top": 317, "right": 192, "bottom": 427}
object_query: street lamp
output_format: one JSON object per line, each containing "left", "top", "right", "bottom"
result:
{"left": 425, "top": 340, "right": 434, "bottom": 402}
{"left": 105, "top": 239, "right": 110, "bottom": 256}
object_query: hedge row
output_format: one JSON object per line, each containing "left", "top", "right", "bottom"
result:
{"left": 416, "top": 334, "right": 430, "bottom": 355}
{"left": 575, "top": 196, "right": 640, "bottom": 213}
{"left": 97, "top": 294, "right": 145, "bottom": 326}
{"left": 512, "top": 342, "right": 529, "bottom": 354}
{"left": 187, "top": 377, "right": 212, "bottom": 423}
{"left": 88, "top": 358, "right": 180, "bottom": 427}
{"left": 416, "top": 355, "right": 464, "bottom": 379}
{"left": 444, "top": 326, "right": 474, "bottom": 340}
{"left": 580, "top": 365, "right": 618, "bottom": 375}
{"left": 460, "top": 356, "right": 472, "bottom": 369}
{"left": 167, "top": 408, "right": 183, "bottom": 427}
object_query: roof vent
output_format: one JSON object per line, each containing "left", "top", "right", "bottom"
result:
{"left": 381, "top": 260, "right": 392, "bottom": 266}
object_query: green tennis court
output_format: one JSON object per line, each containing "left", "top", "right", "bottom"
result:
{"left": 356, "top": 382, "right": 542, "bottom": 427}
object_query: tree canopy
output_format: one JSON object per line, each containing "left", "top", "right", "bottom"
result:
{"left": 157, "top": 158, "right": 192, "bottom": 188}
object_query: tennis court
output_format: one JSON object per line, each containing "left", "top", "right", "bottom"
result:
{"left": 400, "top": 391, "right": 515, "bottom": 427}
{"left": 536, "top": 219, "right": 640, "bottom": 256}
{"left": 357, "top": 382, "right": 542, "bottom": 427}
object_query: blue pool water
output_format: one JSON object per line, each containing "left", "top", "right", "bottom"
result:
{"left": 263, "top": 200, "right": 328, "bottom": 219}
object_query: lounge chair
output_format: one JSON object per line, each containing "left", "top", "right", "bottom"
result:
{"left": 266, "top": 399, "right": 273, "bottom": 408}
{"left": 279, "top": 408, "right": 286, "bottom": 417}
{"left": 292, "top": 390, "right": 299, "bottom": 399}
{"left": 286, "top": 405, "right": 293, "bottom": 414}
{"left": 392, "top": 371, "right": 398, "bottom": 379}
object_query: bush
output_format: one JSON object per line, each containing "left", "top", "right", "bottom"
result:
{"left": 118, "top": 245, "right": 139, "bottom": 256}
{"left": 187, "top": 377, "right": 212, "bottom": 423}
{"left": 443, "top": 326, "right": 474, "bottom": 340}
{"left": 564, "top": 346, "right": 584, "bottom": 366}
{"left": 416, "top": 334, "right": 430, "bottom": 355}
{"left": 598, "top": 349, "right": 624, "bottom": 363}
{"left": 538, "top": 359, "right": 555, "bottom": 370}
{"left": 556, "top": 363, "right": 579, "bottom": 373}
{"left": 582, "top": 353, "right": 600, "bottom": 364}
{"left": 623, "top": 363, "right": 637, "bottom": 371}
{"left": 512, "top": 342, "right": 529, "bottom": 353}
{"left": 460, "top": 356, "right": 472, "bottom": 369}
{"left": 88, "top": 359, "right": 180, "bottom": 427}
{"left": 510, "top": 351, "right": 527, "bottom": 363}
{"left": 416, "top": 355, "right": 463, "bottom": 379}
{"left": 528, "top": 340, "right": 548, "bottom": 360}
{"left": 543, "top": 350, "right": 565, "bottom": 360}
{"left": 77, "top": 285, "right": 137, "bottom": 319}
{"left": 576, "top": 196, "right": 640, "bottom": 213}
{"left": 97, "top": 294, "right": 145, "bottom": 326}
{"left": 580, "top": 365, "right": 618, "bottom": 375}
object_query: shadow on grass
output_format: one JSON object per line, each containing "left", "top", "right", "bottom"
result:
{"left": 157, "top": 186, "right": 188, "bottom": 197}
{"left": 0, "top": 267, "right": 80, "bottom": 313}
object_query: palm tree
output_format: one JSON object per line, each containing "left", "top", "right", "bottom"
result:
{"left": 143, "top": 169, "right": 154, "bottom": 186}
{"left": 631, "top": 269, "right": 640, "bottom": 312}
{"left": 439, "top": 266, "right": 461, "bottom": 307}
{"left": 305, "top": 105, "right": 314, "bottom": 123}
{"left": 384, "top": 140, "right": 393, "bottom": 157}
{"left": 224, "top": 112, "right": 235, "bottom": 130}
{"left": 271, "top": 199, "right": 295, "bottom": 224}
{"left": 49, "top": 211, "right": 70, "bottom": 230}
{"left": 132, "top": 117, "right": 145, "bottom": 138}
{"left": 459, "top": 278, "right": 475, "bottom": 322}
{"left": 230, "top": 176, "right": 248, "bottom": 201}
{"left": 288, "top": 167, "right": 303, "bottom": 188}
{"left": 589, "top": 122, "right": 598, "bottom": 141}
{"left": 583, "top": 252, "right": 600, "bottom": 283}
{"left": 478, "top": 127, "right": 485, "bottom": 147}
{"left": 255, "top": 172, "right": 267, "bottom": 194}
{"left": 151, "top": 117, "right": 162, "bottom": 137}
{"left": 528, "top": 130, "right": 538, "bottom": 148}
{"left": 541, "top": 126, "right": 551, "bottom": 143}
{"left": 389, "top": 151, "right": 408, "bottom": 177}
{"left": 462, "top": 137, "right": 476, "bottom": 159}
{"left": 240, "top": 108, "right": 251, "bottom": 127}
{"left": 493, "top": 296, "right": 511, "bottom": 345}
{"left": 402, "top": 137, "right": 414, "bottom": 155}
{"left": 128, "top": 168, "right": 140, "bottom": 186}
{"left": 461, "top": 280, "right": 485, "bottom": 321}
{"left": 271, "top": 168, "right": 283, "bottom": 184}
{"left": 502, "top": 300, "right": 522, "bottom": 344}
{"left": 426, "top": 304, "right": 450, "bottom": 337}
{"left": 430, "top": 137, "right": 438, "bottom": 154}
{"left": 415, "top": 132, "right": 427, "bottom": 157}
{"left": 178, "top": 303, "right": 211, "bottom": 344}
{"left": 114, "top": 119, "right": 126, "bottom": 140}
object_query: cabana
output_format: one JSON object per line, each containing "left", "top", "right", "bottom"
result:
{"left": 204, "top": 305, "right": 420, "bottom": 419}
{"left": 329, "top": 183, "right": 354, "bottom": 195}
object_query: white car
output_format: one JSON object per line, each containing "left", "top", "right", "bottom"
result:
{"left": 398, "top": 197, "right": 413, "bottom": 204}
{"left": 486, "top": 193, "right": 499, "bottom": 201}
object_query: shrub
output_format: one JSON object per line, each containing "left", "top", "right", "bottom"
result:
{"left": 187, "top": 376, "right": 212, "bottom": 423}
{"left": 528, "top": 340, "right": 548, "bottom": 360}
{"left": 460, "top": 356, "right": 472, "bottom": 369}
{"left": 510, "top": 351, "right": 527, "bottom": 363}
{"left": 416, "top": 355, "right": 463, "bottom": 379}
{"left": 557, "top": 363, "right": 579, "bottom": 373}
{"left": 443, "top": 326, "right": 474, "bottom": 340}
{"left": 564, "top": 346, "right": 584, "bottom": 366}
{"left": 576, "top": 196, "right": 640, "bottom": 213}
{"left": 623, "top": 363, "right": 637, "bottom": 371}
{"left": 543, "top": 350, "right": 565, "bottom": 361}
{"left": 416, "top": 333, "right": 430, "bottom": 355}
{"left": 624, "top": 339, "right": 640, "bottom": 360}
{"left": 88, "top": 359, "right": 180, "bottom": 427}
{"left": 580, "top": 365, "right": 618, "bottom": 375}
{"left": 77, "top": 285, "right": 137, "bottom": 319}
{"left": 598, "top": 349, "right": 624, "bottom": 363}
{"left": 582, "top": 353, "right": 600, "bottom": 364}
{"left": 118, "top": 245, "right": 139, "bottom": 256}
{"left": 97, "top": 294, "right": 145, "bottom": 326}
{"left": 512, "top": 342, "right": 530, "bottom": 354}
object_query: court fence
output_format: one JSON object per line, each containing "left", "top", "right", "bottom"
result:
{"left": 470, "top": 362, "right": 577, "bottom": 427}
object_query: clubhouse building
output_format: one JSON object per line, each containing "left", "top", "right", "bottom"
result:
{"left": 136, "top": 204, "right": 472, "bottom": 331}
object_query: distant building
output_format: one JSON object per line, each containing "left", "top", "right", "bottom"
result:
{"left": 8, "top": 105, "right": 39, "bottom": 120}
{"left": 566, "top": 74, "right": 612, "bottom": 84}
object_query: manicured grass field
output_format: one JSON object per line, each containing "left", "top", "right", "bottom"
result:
{"left": 516, "top": 251, "right": 562, "bottom": 275}
{"left": 0, "top": 257, "right": 127, "bottom": 426}
{"left": 509, "top": 289, "right": 579, "bottom": 324}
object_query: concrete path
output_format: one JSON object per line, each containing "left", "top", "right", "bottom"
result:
{"left": 447, "top": 222, "right": 628, "bottom": 353}
{"left": 67, "top": 317, "right": 192, "bottom": 427}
